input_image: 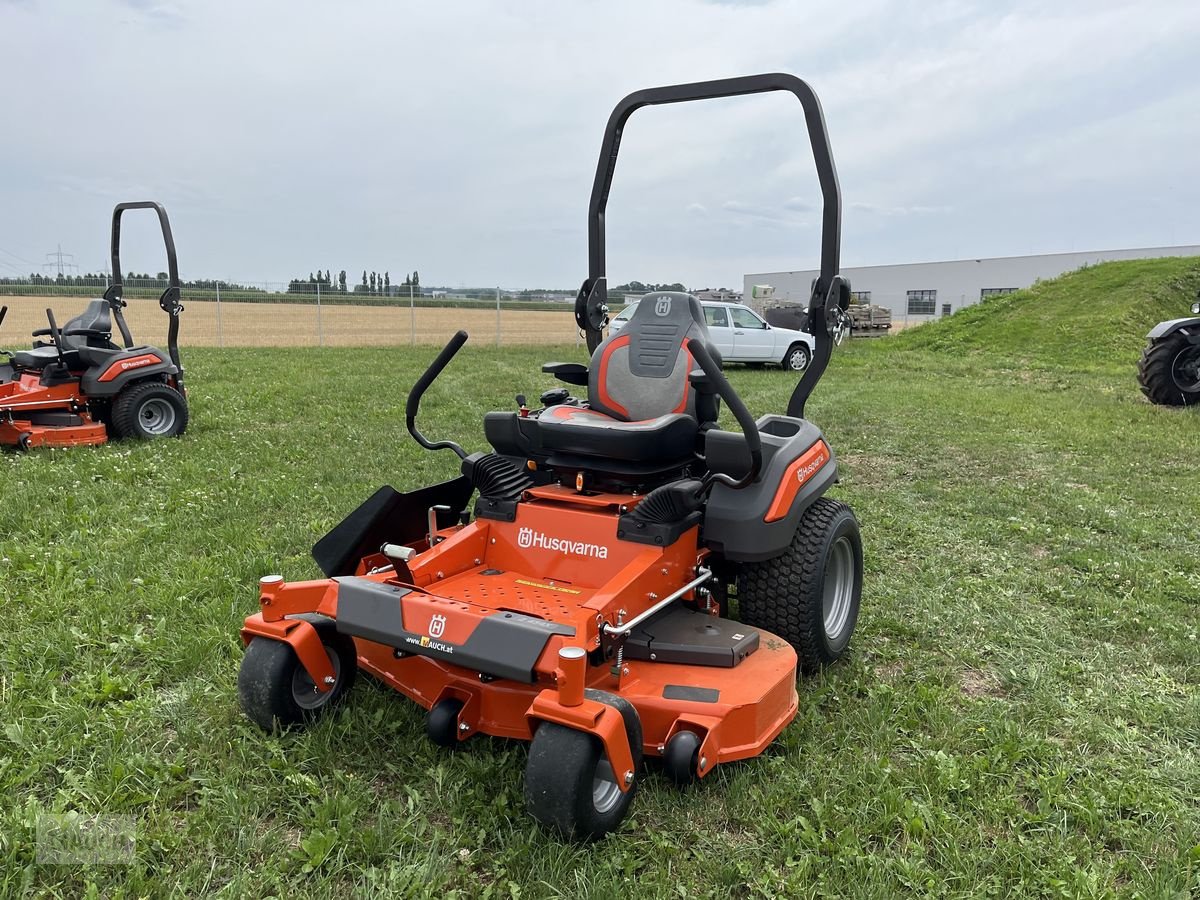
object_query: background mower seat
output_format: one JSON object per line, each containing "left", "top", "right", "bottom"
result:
{"left": 11, "top": 300, "right": 118, "bottom": 371}
{"left": 537, "top": 292, "right": 720, "bottom": 465}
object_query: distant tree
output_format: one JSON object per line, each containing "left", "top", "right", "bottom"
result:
{"left": 324, "top": 269, "right": 331, "bottom": 286}
{"left": 369, "top": 272, "right": 377, "bottom": 294}
{"left": 384, "top": 271, "right": 390, "bottom": 295}
{"left": 362, "top": 270, "right": 368, "bottom": 289}
{"left": 339, "top": 270, "right": 347, "bottom": 292}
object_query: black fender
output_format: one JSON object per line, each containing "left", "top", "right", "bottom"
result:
{"left": 701, "top": 415, "right": 837, "bottom": 563}
{"left": 80, "top": 347, "right": 177, "bottom": 397}
{"left": 1147, "top": 317, "right": 1200, "bottom": 342}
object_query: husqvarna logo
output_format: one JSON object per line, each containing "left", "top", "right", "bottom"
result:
{"left": 655, "top": 297, "right": 672, "bottom": 316}
{"left": 796, "top": 444, "right": 830, "bottom": 484}
{"left": 120, "top": 357, "right": 153, "bottom": 371}
{"left": 428, "top": 614, "right": 447, "bottom": 639}
{"left": 516, "top": 526, "right": 608, "bottom": 559}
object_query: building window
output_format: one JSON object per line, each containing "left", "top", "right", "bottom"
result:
{"left": 850, "top": 291, "right": 871, "bottom": 303}
{"left": 906, "top": 289, "right": 937, "bottom": 315}
{"left": 980, "top": 287, "right": 1018, "bottom": 299}
{"left": 941, "top": 303, "right": 952, "bottom": 317}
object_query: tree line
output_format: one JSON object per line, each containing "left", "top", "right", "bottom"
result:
{"left": 286, "top": 269, "right": 422, "bottom": 297}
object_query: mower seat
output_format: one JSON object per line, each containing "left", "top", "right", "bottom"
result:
{"left": 12, "top": 300, "right": 118, "bottom": 371}
{"left": 537, "top": 292, "right": 720, "bottom": 464}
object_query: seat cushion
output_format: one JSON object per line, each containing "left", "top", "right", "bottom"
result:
{"left": 538, "top": 405, "right": 697, "bottom": 462}
{"left": 11, "top": 346, "right": 63, "bottom": 370}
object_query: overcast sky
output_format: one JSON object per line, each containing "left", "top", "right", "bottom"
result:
{"left": 1, "top": 0, "right": 1197, "bottom": 289}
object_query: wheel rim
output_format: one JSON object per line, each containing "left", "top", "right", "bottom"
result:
{"left": 1170, "top": 346, "right": 1200, "bottom": 392}
{"left": 591, "top": 757, "right": 622, "bottom": 814}
{"left": 291, "top": 647, "right": 339, "bottom": 710}
{"left": 139, "top": 397, "right": 177, "bottom": 435}
{"left": 789, "top": 348, "right": 809, "bottom": 370}
{"left": 823, "top": 535, "right": 856, "bottom": 643}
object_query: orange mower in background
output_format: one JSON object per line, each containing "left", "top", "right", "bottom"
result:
{"left": 237, "top": 73, "right": 862, "bottom": 840}
{"left": 0, "top": 202, "right": 188, "bottom": 449}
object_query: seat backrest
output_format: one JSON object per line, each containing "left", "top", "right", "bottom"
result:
{"left": 588, "top": 292, "right": 719, "bottom": 422}
{"left": 62, "top": 300, "right": 114, "bottom": 349}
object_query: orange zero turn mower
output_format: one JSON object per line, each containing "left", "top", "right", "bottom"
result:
{"left": 0, "top": 201, "right": 188, "bottom": 450}
{"left": 238, "top": 73, "right": 862, "bottom": 840}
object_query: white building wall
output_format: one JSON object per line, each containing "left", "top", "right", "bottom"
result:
{"left": 744, "top": 245, "right": 1200, "bottom": 322}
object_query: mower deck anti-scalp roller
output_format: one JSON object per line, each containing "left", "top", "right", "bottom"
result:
{"left": 0, "top": 202, "right": 189, "bottom": 449}
{"left": 237, "top": 72, "right": 864, "bottom": 840}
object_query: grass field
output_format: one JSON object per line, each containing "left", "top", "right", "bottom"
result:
{"left": 1, "top": 258, "right": 1198, "bottom": 897}
{"left": 0, "top": 296, "right": 585, "bottom": 347}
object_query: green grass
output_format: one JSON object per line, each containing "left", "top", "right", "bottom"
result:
{"left": 2, "top": 259, "right": 1198, "bottom": 897}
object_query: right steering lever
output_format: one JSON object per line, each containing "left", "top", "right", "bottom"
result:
{"left": 687, "top": 339, "right": 763, "bottom": 490}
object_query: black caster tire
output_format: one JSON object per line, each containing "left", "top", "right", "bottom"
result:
{"left": 111, "top": 381, "right": 189, "bottom": 440}
{"left": 426, "top": 697, "right": 465, "bottom": 748}
{"left": 1137, "top": 332, "right": 1200, "bottom": 406}
{"left": 524, "top": 690, "right": 642, "bottom": 840}
{"left": 738, "top": 497, "right": 863, "bottom": 674}
{"left": 663, "top": 730, "right": 702, "bottom": 787}
{"left": 237, "top": 619, "right": 356, "bottom": 732}
{"left": 17, "top": 432, "right": 32, "bottom": 451}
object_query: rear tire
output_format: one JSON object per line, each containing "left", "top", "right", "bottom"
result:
{"left": 738, "top": 498, "right": 863, "bottom": 674}
{"left": 1138, "top": 332, "right": 1200, "bottom": 406}
{"left": 783, "top": 343, "right": 811, "bottom": 372}
{"left": 111, "top": 381, "right": 188, "bottom": 439}
{"left": 238, "top": 620, "right": 357, "bottom": 732}
{"left": 524, "top": 690, "right": 642, "bottom": 840}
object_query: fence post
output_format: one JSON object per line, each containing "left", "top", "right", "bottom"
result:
{"left": 316, "top": 281, "right": 324, "bottom": 347}
{"left": 215, "top": 281, "right": 223, "bottom": 348}
{"left": 495, "top": 287, "right": 501, "bottom": 347}
{"left": 410, "top": 283, "right": 415, "bottom": 345}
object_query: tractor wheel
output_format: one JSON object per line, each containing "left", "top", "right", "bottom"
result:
{"left": 783, "top": 343, "right": 811, "bottom": 372}
{"left": 1137, "top": 332, "right": 1200, "bottom": 406}
{"left": 524, "top": 690, "right": 642, "bottom": 840}
{"left": 237, "top": 620, "right": 357, "bottom": 732}
{"left": 738, "top": 498, "right": 863, "bottom": 674}
{"left": 111, "top": 382, "right": 189, "bottom": 440}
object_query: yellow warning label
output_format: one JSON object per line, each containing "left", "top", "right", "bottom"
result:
{"left": 515, "top": 578, "right": 582, "bottom": 595}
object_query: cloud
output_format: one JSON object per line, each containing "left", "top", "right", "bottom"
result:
{"left": 0, "top": 0, "right": 1196, "bottom": 287}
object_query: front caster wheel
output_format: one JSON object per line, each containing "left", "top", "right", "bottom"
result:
{"left": 426, "top": 697, "right": 465, "bottom": 748}
{"left": 237, "top": 620, "right": 357, "bottom": 732}
{"left": 16, "top": 432, "right": 32, "bottom": 451}
{"left": 663, "top": 730, "right": 702, "bottom": 787}
{"left": 524, "top": 690, "right": 642, "bottom": 840}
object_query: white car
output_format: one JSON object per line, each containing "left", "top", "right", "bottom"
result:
{"left": 610, "top": 299, "right": 815, "bottom": 371}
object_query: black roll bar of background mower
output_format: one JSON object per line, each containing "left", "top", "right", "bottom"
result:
{"left": 576, "top": 72, "right": 845, "bottom": 419}
{"left": 104, "top": 201, "right": 185, "bottom": 383}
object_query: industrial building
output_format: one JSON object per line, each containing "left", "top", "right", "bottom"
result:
{"left": 743, "top": 245, "right": 1200, "bottom": 323}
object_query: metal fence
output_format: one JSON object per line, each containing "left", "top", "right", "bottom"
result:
{"left": 0, "top": 279, "right": 613, "bottom": 348}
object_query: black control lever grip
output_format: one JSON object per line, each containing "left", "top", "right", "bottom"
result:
{"left": 688, "top": 339, "right": 763, "bottom": 489}
{"left": 406, "top": 330, "right": 469, "bottom": 459}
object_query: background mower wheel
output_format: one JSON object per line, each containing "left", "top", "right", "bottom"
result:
{"left": 524, "top": 690, "right": 642, "bottom": 840}
{"left": 738, "top": 497, "right": 863, "bottom": 674}
{"left": 663, "top": 730, "right": 702, "bottom": 787}
{"left": 426, "top": 697, "right": 465, "bottom": 748}
{"left": 1137, "top": 333, "right": 1200, "bottom": 406}
{"left": 111, "top": 381, "right": 189, "bottom": 440}
{"left": 237, "top": 621, "right": 357, "bottom": 732}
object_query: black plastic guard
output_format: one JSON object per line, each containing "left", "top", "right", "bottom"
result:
{"left": 312, "top": 476, "right": 473, "bottom": 577}
{"left": 333, "top": 577, "right": 575, "bottom": 683}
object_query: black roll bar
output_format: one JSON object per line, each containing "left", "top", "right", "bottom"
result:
{"left": 104, "top": 201, "right": 185, "bottom": 383}
{"left": 577, "top": 73, "right": 843, "bottom": 418}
